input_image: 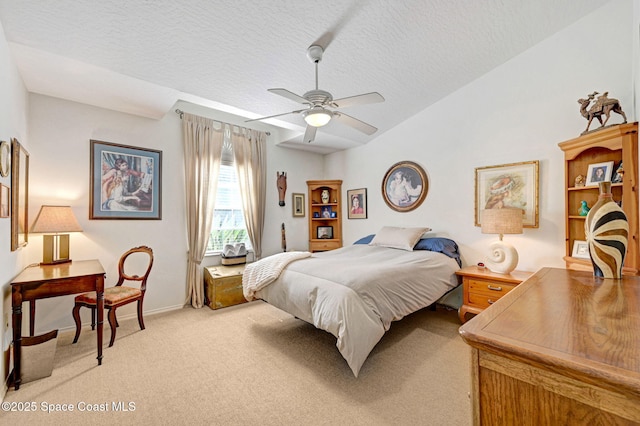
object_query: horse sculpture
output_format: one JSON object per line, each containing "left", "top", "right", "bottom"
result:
{"left": 277, "top": 171, "right": 287, "bottom": 206}
{"left": 578, "top": 91, "right": 627, "bottom": 134}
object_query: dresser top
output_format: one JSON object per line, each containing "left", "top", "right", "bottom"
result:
{"left": 459, "top": 267, "right": 640, "bottom": 393}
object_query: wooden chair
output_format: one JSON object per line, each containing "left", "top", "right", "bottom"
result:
{"left": 72, "top": 246, "right": 154, "bottom": 347}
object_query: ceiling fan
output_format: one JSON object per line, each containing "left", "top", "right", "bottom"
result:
{"left": 246, "top": 45, "right": 385, "bottom": 143}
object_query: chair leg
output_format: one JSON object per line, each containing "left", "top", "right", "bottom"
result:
{"left": 137, "top": 300, "right": 145, "bottom": 330}
{"left": 90, "top": 307, "right": 96, "bottom": 331}
{"left": 107, "top": 308, "right": 118, "bottom": 347}
{"left": 72, "top": 304, "right": 82, "bottom": 344}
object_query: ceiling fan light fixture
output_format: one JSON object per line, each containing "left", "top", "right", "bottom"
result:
{"left": 303, "top": 107, "right": 332, "bottom": 127}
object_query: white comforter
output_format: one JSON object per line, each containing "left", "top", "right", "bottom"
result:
{"left": 246, "top": 244, "right": 460, "bottom": 377}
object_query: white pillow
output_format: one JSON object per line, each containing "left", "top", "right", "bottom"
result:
{"left": 369, "top": 226, "right": 431, "bottom": 251}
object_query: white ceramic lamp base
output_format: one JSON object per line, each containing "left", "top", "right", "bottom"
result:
{"left": 484, "top": 241, "right": 519, "bottom": 274}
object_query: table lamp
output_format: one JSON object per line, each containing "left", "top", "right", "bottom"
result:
{"left": 30, "top": 205, "right": 83, "bottom": 265}
{"left": 481, "top": 208, "right": 523, "bottom": 274}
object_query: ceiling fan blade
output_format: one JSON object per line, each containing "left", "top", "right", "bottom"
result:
{"left": 303, "top": 125, "right": 317, "bottom": 143}
{"left": 332, "top": 112, "right": 378, "bottom": 135}
{"left": 331, "top": 92, "right": 385, "bottom": 109}
{"left": 268, "top": 88, "right": 311, "bottom": 105}
{"left": 245, "top": 109, "right": 306, "bottom": 123}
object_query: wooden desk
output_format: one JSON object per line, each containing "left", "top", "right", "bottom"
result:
{"left": 11, "top": 260, "right": 105, "bottom": 390}
{"left": 459, "top": 267, "right": 640, "bottom": 425}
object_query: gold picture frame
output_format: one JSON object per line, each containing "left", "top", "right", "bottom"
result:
{"left": 292, "top": 193, "right": 305, "bottom": 217}
{"left": 475, "top": 160, "right": 539, "bottom": 228}
{"left": 11, "top": 138, "right": 29, "bottom": 250}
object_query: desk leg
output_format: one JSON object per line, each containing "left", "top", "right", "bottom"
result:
{"left": 29, "top": 300, "right": 35, "bottom": 336}
{"left": 12, "top": 304, "right": 22, "bottom": 390}
{"left": 96, "top": 275, "right": 104, "bottom": 365}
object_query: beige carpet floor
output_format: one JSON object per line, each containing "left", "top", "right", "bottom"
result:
{"left": 1, "top": 301, "right": 471, "bottom": 425}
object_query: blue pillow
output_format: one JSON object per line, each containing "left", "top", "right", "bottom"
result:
{"left": 414, "top": 237, "right": 461, "bottom": 266}
{"left": 353, "top": 234, "right": 375, "bottom": 244}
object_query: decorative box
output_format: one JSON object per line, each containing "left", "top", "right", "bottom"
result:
{"left": 203, "top": 264, "right": 247, "bottom": 310}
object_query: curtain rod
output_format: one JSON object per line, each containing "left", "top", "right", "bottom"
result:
{"left": 175, "top": 109, "right": 270, "bottom": 136}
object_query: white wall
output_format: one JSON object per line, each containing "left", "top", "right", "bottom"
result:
{"left": 0, "top": 19, "right": 29, "bottom": 395}
{"left": 328, "top": 0, "right": 636, "bottom": 273}
{"left": 20, "top": 96, "right": 325, "bottom": 337}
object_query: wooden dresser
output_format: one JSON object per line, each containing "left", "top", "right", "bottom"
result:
{"left": 456, "top": 266, "right": 532, "bottom": 323}
{"left": 459, "top": 267, "right": 640, "bottom": 425}
{"left": 203, "top": 265, "right": 247, "bottom": 310}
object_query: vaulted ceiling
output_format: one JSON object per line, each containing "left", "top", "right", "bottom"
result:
{"left": 0, "top": 0, "right": 608, "bottom": 153}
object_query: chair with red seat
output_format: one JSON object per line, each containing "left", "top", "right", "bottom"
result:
{"left": 72, "top": 246, "right": 154, "bottom": 347}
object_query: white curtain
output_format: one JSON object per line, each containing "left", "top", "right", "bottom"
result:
{"left": 182, "top": 113, "right": 224, "bottom": 308}
{"left": 232, "top": 128, "right": 267, "bottom": 259}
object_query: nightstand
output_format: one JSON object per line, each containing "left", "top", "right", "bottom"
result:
{"left": 203, "top": 264, "right": 247, "bottom": 310}
{"left": 456, "top": 266, "right": 533, "bottom": 323}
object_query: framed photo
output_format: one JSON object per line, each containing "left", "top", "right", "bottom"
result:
{"left": 586, "top": 161, "right": 614, "bottom": 186}
{"left": 475, "top": 160, "right": 539, "bottom": 228}
{"left": 317, "top": 226, "right": 333, "bottom": 239}
{"left": 612, "top": 161, "right": 624, "bottom": 183}
{"left": 0, "top": 183, "right": 9, "bottom": 218}
{"left": 347, "top": 188, "right": 367, "bottom": 219}
{"left": 292, "top": 193, "right": 305, "bottom": 217}
{"left": 321, "top": 206, "right": 332, "bottom": 218}
{"left": 11, "top": 138, "right": 29, "bottom": 250}
{"left": 572, "top": 240, "right": 590, "bottom": 259}
{"left": 381, "top": 161, "right": 428, "bottom": 212}
{"left": 90, "top": 140, "right": 162, "bottom": 219}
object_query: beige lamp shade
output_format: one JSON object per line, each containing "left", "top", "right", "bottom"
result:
{"left": 481, "top": 208, "right": 523, "bottom": 237}
{"left": 31, "top": 205, "right": 83, "bottom": 233}
{"left": 30, "top": 205, "right": 82, "bottom": 265}
{"left": 481, "top": 208, "right": 523, "bottom": 274}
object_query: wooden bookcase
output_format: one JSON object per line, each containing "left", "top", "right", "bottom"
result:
{"left": 307, "top": 180, "right": 342, "bottom": 252}
{"left": 558, "top": 122, "right": 638, "bottom": 274}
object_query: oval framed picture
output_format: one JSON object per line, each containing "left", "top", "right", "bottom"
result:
{"left": 0, "top": 140, "right": 10, "bottom": 177}
{"left": 381, "top": 161, "right": 428, "bottom": 212}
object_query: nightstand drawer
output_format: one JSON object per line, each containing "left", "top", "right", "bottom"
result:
{"left": 468, "top": 292, "right": 502, "bottom": 309}
{"left": 468, "top": 279, "right": 517, "bottom": 298}
{"left": 309, "top": 240, "right": 340, "bottom": 252}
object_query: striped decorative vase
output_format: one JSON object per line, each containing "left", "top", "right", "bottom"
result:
{"left": 584, "top": 181, "right": 628, "bottom": 278}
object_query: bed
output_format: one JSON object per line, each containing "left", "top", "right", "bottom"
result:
{"left": 243, "top": 226, "right": 462, "bottom": 377}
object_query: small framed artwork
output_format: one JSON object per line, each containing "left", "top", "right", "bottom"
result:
{"left": 585, "top": 161, "right": 614, "bottom": 186}
{"left": 90, "top": 140, "right": 162, "bottom": 219}
{"left": 475, "top": 160, "right": 539, "bottom": 228}
{"left": 612, "top": 161, "right": 624, "bottom": 183}
{"left": 0, "top": 183, "right": 9, "bottom": 218}
{"left": 292, "top": 193, "right": 305, "bottom": 217}
{"left": 0, "top": 140, "right": 10, "bottom": 177}
{"left": 347, "top": 188, "right": 367, "bottom": 219}
{"left": 321, "top": 206, "right": 332, "bottom": 218}
{"left": 381, "top": 161, "right": 428, "bottom": 212}
{"left": 572, "top": 240, "right": 590, "bottom": 259}
{"left": 317, "top": 226, "right": 333, "bottom": 239}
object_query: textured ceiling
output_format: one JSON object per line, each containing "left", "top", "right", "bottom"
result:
{"left": 0, "top": 0, "right": 608, "bottom": 153}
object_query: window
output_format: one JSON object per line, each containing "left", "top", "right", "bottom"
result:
{"left": 208, "top": 156, "right": 252, "bottom": 253}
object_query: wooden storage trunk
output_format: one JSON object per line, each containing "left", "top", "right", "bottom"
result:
{"left": 203, "top": 264, "right": 247, "bottom": 310}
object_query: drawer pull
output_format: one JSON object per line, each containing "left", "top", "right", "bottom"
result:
{"left": 487, "top": 299, "right": 496, "bottom": 305}
{"left": 487, "top": 285, "right": 502, "bottom": 291}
